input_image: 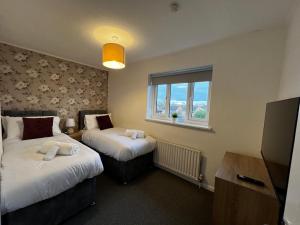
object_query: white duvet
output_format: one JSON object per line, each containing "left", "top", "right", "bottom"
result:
{"left": 82, "top": 128, "right": 156, "bottom": 162}
{"left": 1, "top": 134, "right": 104, "bottom": 215}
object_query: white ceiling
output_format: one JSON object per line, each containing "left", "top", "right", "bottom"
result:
{"left": 0, "top": 0, "right": 294, "bottom": 69}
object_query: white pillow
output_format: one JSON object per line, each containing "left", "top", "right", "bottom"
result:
{"left": 4, "top": 116, "right": 61, "bottom": 140}
{"left": 84, "top": 114, "right": 111, "bottom": 130}
{"left": 6, "top": 117, "right": 22, "bottom": 139}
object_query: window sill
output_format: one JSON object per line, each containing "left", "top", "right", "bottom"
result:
{"left": 145, "top": 118, "right": 213, "bottom": 132}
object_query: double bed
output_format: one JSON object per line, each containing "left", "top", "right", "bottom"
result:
{"left": 79, "top": 110, "right": 156, "bottom": 183}
{"left": 1, "top": 110, "right": 104, "bottom": 225}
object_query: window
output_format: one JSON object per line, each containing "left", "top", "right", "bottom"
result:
{"left": 147, "top": 66, "right": 212, "bottom": 128}
{"left": 170, "top": 83, "right": 188, "bottom": 122}
{"left": 191, "top": 81, "right": 210, "bottom": 121}
{"left": 156, "top": 84, "right": 167, "bottom": 116}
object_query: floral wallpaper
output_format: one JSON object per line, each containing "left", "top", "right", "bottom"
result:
{"left": 0, "top": 43, "right": 108, "bottom": 128}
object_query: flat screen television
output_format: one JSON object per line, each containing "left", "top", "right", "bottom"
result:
{"left": 261, "top": 97, "right": 300, "bottom": 222}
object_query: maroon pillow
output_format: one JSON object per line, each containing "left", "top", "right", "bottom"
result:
{"left": 96, "top": 115, "right": 113, "bottom": 130}
{"left": 22, "top": 117, "right": 54, "bottom": 140}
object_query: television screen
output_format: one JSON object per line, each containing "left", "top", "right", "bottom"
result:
{"left": 261, "top": 97, "right": 299, "bottom": 206}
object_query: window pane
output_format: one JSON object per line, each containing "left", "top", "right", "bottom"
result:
{"left": 170, "top": 83, "right": 188, "bottom": 122}
{"left": 156, "top": 84, "right": 167, "bottom": 115}
{"left": 192, "top": 82, "right": 209, "bottom": 120}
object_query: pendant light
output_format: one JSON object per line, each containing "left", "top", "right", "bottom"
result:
{"left": 102, "top": 43, "right": 125, "bottom": 69}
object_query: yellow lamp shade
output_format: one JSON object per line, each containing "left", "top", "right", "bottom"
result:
{"left": 102, "top": 43, "right": 125, "bottom": 69}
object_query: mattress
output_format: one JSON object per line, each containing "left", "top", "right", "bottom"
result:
{"left": 82, "top": 128, "right": 156, "bottom": 162}
{"left": 1, "top": 134, "right": 104, "bottom": 215}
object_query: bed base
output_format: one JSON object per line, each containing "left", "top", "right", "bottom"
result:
{"left": 2, "top": 177, "right": 97, "bottom": 225}
{"left": 98, "top": 151, "right": 154, "bottom": 183}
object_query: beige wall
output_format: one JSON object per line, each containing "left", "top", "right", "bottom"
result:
{"left": 278, "top": 2, "right": 300, "bottom": 100}
{"left": 278, "top": 1, "right": 300, "bottom": 224}
{"left": 108, "top": 27, "right": 286, "bottom": 188}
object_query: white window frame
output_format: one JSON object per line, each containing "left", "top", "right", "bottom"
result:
{"left": 187, "top": 82, "right": 212, "bottom": 124}
{"left": 149, "top": 81, "right": 212, "bottom": 127}
{"left": 153, "top": 84, "right": 170, "bottom": 119}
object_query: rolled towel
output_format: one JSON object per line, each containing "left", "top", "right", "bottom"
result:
{"left": 38, "top": 141, "right": 59, "bottom": 154}
{"left": 55, "top": 142, "right": 80, "bottom": 155}
{"left": 38, "top": 141, "right": 80, "bottom": 156}
{"left": 125, "top": 129, "right": 145, "bottom": 139}
{"left": 124, "top": 130, "right": 138, "bottom": 139}
{"left": 43, "top": 145, "right": 59, "bottom": 161}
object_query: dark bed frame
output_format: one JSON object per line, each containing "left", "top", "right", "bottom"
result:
{"left": 79, "top": 110, "right": 154, "bottom": 183}
{"left": 1, "top": 110, "right": 97, "bottom": 225}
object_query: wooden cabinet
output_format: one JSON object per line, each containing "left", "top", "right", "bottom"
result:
{"left": 67, "top": 130, "right": 83, "bottom": 141}
{"left": 213, "top": 152, "right": 280, "bottom": 225}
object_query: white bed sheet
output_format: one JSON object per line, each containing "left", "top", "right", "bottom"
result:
{"left": 1, "top": 134, "right": 104, "bottom": 215}
{"left": 82, "top": 128, "right": 156, "bottom": 162}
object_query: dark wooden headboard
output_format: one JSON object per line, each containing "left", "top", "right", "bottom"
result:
{"left": 2, "top": 110, "right": 57, "bottom": 117}
{"left": 78, "top": 110, "right": 107, "bottom": 130}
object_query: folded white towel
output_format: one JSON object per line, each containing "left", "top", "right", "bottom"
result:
{"left": 124, "top": 129, "right": 145, "bottom": 139}
{"left": 55, "top": 142, "right": 80, "bottom": 155}
{"left": 38, "top": 141, "right": 59, "bottom": 154}
{"left": 124, "top": 130, "right": 138, "bottom": 139}
{"left": 38, "top": 141, "right": 80, "bottom": 156}
{"left": 43, "top": 145, "right": 59, "bottom": 161}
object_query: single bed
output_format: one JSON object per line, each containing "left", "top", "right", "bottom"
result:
{"left": 79, "top": 110, "right": 156, "bottom": 183}
{"left": 1, "top": 110, "right": 104, "bottom": 225}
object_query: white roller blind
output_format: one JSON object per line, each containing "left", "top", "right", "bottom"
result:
{"left": 149, "top": 66, "right": 212, "bottom": 85}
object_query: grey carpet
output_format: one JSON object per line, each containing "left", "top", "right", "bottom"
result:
{"left": 62, "top": 169, "right": 213, "bottom": 225}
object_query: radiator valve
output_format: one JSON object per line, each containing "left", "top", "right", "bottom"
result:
{"left": 198, "top": 174, "right": 204, "bottom": 182}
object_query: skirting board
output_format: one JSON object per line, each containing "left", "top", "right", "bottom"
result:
{"left": 201, "top": 183, "right": 215, "bottom": 192}
{"left": 154, "top": 164, "right": 215, "bottom": 192}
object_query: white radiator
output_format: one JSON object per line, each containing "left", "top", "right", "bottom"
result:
{"left": 154, "top": 139, "right": 202, "bottom": 184}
